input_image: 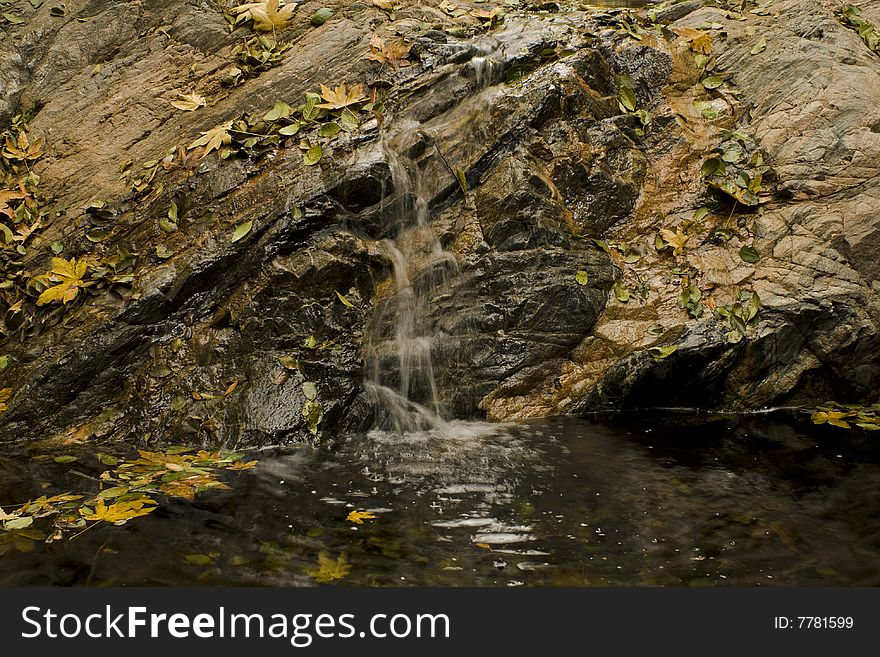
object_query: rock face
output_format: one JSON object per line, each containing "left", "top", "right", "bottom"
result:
{"left": 1, "top": 0, "right": 879, "bottom": 447}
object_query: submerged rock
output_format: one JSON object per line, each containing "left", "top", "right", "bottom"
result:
{"left": 1, "top": 0, "right": 879, "bottom": 446}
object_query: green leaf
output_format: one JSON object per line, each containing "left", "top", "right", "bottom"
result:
{"left": 264, "top": 101, "right": 292, "bottom": 122}
{"left": 575, "top": 270, "right": 589, "bottom": 286}
{"left": 310, "top": 8, "right": 334, "bottom": 26}
{"left": 336, "top": 290, "right": 356, "bottom": 307}
{"left": 96, "top": 452, "right": 118, "bottom": 466}
{"left": 319, "top": 122, "right": 341, "bottom": 139}
{"left": 53, "top": 455, "right": 78, "bottom": 464}
{"left": 613, "top": 280, "right": 630, "bottom": 303}
{"left": 302, "top": 399, "right": 323, "bottom": 435}
{"left": 591, "top": 238, "right": 610, "bottom": 253}
{"left": 278, "top": 123, "right": 301, "bottom": 136}
{"left": 0, "top": 355, "right": 8, "bottom": 373}
{"left": 722, "top": 145, "right": 744, "bottom": 163}
{"left": 155, "top": 244, "right": 173, "bottom": 259}
{"left": 3, "top": 516, "right": 33, "bottom": 530}
{"left": 693, "top": 207, "right": 710, "bottom": 222}
{"left": 159, "top": 218, "right": 178, "bottom": 233}
{"left": 168, "top": 201, "right": 179, "bottom": 222}
{"left": 647, "top": 345, "right": 678, "bottom": 361}
{"left": 701, "top": 157, "right": 726, "bottom": 177}
{"left": 303, "top": 144, "right": 323, "bottom": 166}
{"left": 750, "top": 36, "right": 767, "bottom": 55}
{"left": 49, "top": 241, "right": 64, "bottom": 255}
{"left": 739, "top": 246, "right": 761, "bottom": 263}
{"left": 618, "top": 86, "right": 637, "bottom": 112}
{"left": 231, "top": 220, "right": 253, "bottom": 243}
{"left": 301, "top": 381, "right": 318, "bottom": 401}
{"left": 701, "top": 75, "right": 725, "bottom": 90}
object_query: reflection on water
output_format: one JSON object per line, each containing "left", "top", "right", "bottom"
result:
{"left": 2, "top": 411, "right": 880, "bottom": 586}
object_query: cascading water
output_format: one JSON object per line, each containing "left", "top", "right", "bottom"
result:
{"left": 363, "top": 40, "right": 509, "bottom": 436}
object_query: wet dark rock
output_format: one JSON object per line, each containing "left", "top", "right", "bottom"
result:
{"left": 2, "top": 0, "right": 880, "bottom": 445}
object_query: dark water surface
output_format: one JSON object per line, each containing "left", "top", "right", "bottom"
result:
{"left": 1, "top": 412, "right": 879, "bottom": 586}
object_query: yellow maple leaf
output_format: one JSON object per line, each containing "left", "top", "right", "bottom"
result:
{"left": 226, "top": 460, "right": 258, "bottom": 471}
{"left": 187, "top": 120, "right": 233, "bottom": 155}
{"left": 306, "top": 551, "right": 351, "bottom": 583}
{"left": 365, "top": 35, "right": 413, "bottom": 70}
{"left": 80, "top": 497, "right": 157, "bottom": 525}
{"left": 169, "top": 93, "right": 206, "bottom": 112}
{"left": 659, "top": 227, "right": 690, "bottom": 256}
{"left": 346, "top": 509, "right": 377, "bottom": 524}
{"left": 233, "top": 0, "right": 296, "bottom": 32}
{"left": 317, "top": 83, "right": 367, "bottom": 110}
{"left": 0, "top": 388, "right": 12, "bottom": 414}
{"left": 36, "top": 257, "right": 89, "bottom": 306}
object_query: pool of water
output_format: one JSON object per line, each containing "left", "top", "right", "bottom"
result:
{"left": 1, "top": 411, "right": 879, "bottom": 586}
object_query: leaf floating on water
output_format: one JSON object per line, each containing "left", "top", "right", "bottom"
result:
{"left": 575, "top": 270, "right": 589, "bottom": 286}
{"left": 346, "top": 510, "right": 376, "bottom": 524}
{"left": 231, "top": 220, "right": 253, "bottom": 243}
{"left": 80, "top": 497, "right": 157, "bottom": 525}
{"left": 307, "top": 551, "right": 351, "bottom": 583}
{"left": 336, "top": 290, "right": 355, "bottom": 307}
{"left": 3, "top": 516, "right": 33, "bottom": 531}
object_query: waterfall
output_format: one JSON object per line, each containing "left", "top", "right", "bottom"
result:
{"left": 363, "top": 45, "right": 511, "bottom": 435}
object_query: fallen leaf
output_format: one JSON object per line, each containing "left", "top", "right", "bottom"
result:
{"left": 346, "top": 509, "right": 376, "bottom": 524}
{"left": 36, "top": 257, "right": 89, "bottom": 306}
{"left": 188, "top": 120, "right": 233, "bottom": 156}
{"left": 169, "top": 93, "right": 206, "bottom": 112}
{"left": 233, "top": 0, "right": 297, "bottom": 32}
{"left": 317, "top": 82, "right": 366, "bottom": 110}
{"left": 336, "top": 290, "right": 355, "bottom": 307}
{"left": 306, "top": 552, "right": 351, "bottom": 583}
{"left": 231, "top": 220, "right": 253, "bottom": 243}
{"left": 80, "top": 498, "right": 157, "bottom": 525}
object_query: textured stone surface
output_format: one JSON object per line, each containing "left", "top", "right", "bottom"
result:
{"left": 1, "top": 0, "right": 880, "bottom": 446}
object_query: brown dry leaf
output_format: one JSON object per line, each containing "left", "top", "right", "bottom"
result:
{"left": 2, "top": 131, "right": 43, "bottom": 162}
{"left": 169, "top": 93, "right": 207, "bottom": 112}
{"left": 317, "top": 82, "right": 367, "bottom": 110}
{"left": 675, "top": 27, "right": 713, "bottom": 54}
{"left": 471, "top": 6, "right": 502, "bottom": 22}
{"left": 365, "top": 35, "right": 413, "bottom": 70}
{"left": 0, "top": 188, "right": 27, "bottom": 219}
{"left": 36, "top": 257, "right": 89, "bottom": 306}
{"left": 187, "top": 120, "right": 233, "bottom": 156}
{"left": 659, "top": 227, "right": 690, "bottom": 256}
{"left": 233, "top": 0, "right": 296, "bottom": 32}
